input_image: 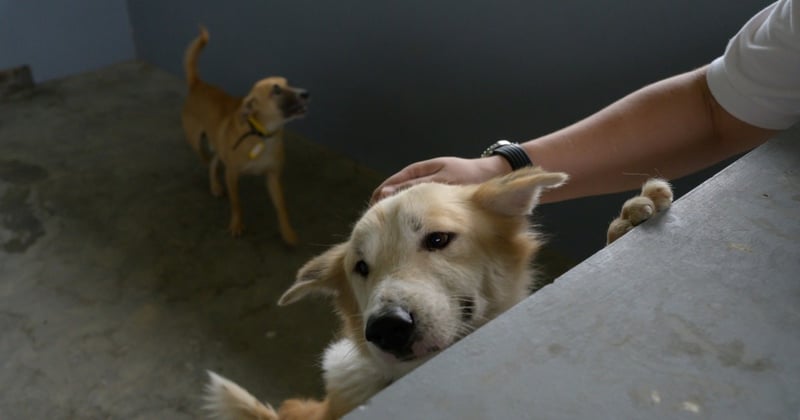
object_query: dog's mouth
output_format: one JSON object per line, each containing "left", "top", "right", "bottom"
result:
{"left": 368, "top": 334, "right": 448, "bottom": 364}
{"left": 371, "top": 342, "right": 443, "bottom": 365}
{"left": 282, "top": 103, "right": 307, "bottom": 118}
{"left": 408, "top": 340, "right": 444, "bottom": 360}
{"left": 289, "top": 104, "right": 307, "bottom": 116}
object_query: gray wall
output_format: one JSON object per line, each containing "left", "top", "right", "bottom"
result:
{"left": 128, "top": 0, "right": 774, "bottom": 260}
{"left": 0, "top": 0, "right": 134, "bottom": 82}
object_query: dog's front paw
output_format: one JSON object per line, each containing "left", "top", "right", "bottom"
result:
{"left": 278, "top": 398, "right": 330, "bottom": 420}
{"left": 606, "top": 178, "right": 672, "bottom": 245}
{"left": 280, "top": 227, "right": 299, "bottom": 247}
{"left": 229, "top": 218, "right": 245, "bottom": 237}
{"left": 641, "top": 178, "right": 673, "bottom": 211}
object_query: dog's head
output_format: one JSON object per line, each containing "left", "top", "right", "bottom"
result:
{"left": 241, "top": 77, "right": 309, "bottom": 132}
{"left": 278, "top": 168, "right": 567, "bottom": 374}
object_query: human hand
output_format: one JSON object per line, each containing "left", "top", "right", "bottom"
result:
{"left": 370, "top": 156, "right": 511, "bottom": 204}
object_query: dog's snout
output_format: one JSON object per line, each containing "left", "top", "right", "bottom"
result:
{"left": 365, "top": 307, "right": 414, "bottom": 355}
{"left": 298, "top": 89, "right": 310, "bottom": 100}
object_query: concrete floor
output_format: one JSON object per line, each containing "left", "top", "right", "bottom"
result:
{"left": 0, "top": 61, "right": 386, "bottom": 419}
{"left": 0, "top": 62, "right": 573, "bottom": 419}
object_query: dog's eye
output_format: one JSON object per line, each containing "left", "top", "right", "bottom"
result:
{"left": 272, "top": 84, "right": 283, "bottom": 95}
{"left": 354, "top": 260, "right": 369, "bottom": 277}
{"left": 423, "top": 232, "right": 454, "bottom": 251}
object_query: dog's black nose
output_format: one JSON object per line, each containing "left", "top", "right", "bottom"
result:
{"left": 365, "top": 307, "right": 414, "bottom": 355}
{"left": 298, "top": 90, "right": 310, "bottom": 100}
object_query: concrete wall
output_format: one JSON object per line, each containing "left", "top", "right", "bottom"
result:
{"left": 0, "top": 0, "right": 134, "bottom": 82}
{"left": 128, "top": 0, "right": 773, "bottom": 260}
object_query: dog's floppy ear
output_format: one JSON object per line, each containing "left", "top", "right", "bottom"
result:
{"left": 278, "top": 243, "right": 348, "bottom": 306}
{"left": 473, "top": 167, "right": 568, "bottom": 216}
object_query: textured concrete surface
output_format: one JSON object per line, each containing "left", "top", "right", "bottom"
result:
{"left": 0, "top": 61, "right": 574, "bottom": 419}
{"left": 0, "top": 61, "right": 383, "bottom": 419}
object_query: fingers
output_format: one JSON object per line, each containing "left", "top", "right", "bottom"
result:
{"left": 371, "top": 175, "right": 432, "bottom": 204}
{"left": 370, "top": 184, "right": 397, "bottom": 206}
{"left": 371, "top": 185, "right": 396, "bottom": 204}
{"left": 373, "top": 177, "right": 430, "bottom": 203}
{"left": 370, "top": 159, "right": 445, "bottom": 204}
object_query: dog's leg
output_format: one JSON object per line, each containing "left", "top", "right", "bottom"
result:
{"left": 203, "top": 373, "right": 336, "bottom": 420}
{"left": 277, "top": 398, "right": 335, "bottom": 420}
{"left": 266, "top": 171, "right": 298, "bottom": 246}
{"left": 209, "top": 154, "right": 224, "bottom": 198}
{"left": 606, "top": 178, "right": 673, "bottom": 245}
{"left": 225, "top": 167, "right": 245, "bottom": 236}
{"left": 181, "top": 115, "right": 211, "bottom": 164}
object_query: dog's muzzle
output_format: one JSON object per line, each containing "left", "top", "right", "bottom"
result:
{"left": 285, "top": 89, "right": 310, "bottom": 117}
{"left": 365, "top": 306, "right": 414, "bottom": 358}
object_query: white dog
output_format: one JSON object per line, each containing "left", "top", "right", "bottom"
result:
{"left": 204, "top": 167, "right": 671, "bottom": 419}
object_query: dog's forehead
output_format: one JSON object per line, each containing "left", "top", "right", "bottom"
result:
{"left": 351, "top": 183, "right": 470, "bottom": 247}
{"left": 253, "top": 77, "right": 288, "bottom": 92}
{"left": 254, "top": 76, "right": 289, "bottom": 89}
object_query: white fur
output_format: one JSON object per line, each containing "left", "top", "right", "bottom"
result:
{"left": 241, "top": 137, "right": 281, "bottom": 175}
{"left": 321, "top": 339, "right": 393, "bottom": 409}
{"left": 204, "top": 371, "right": 278, "bottom": 420}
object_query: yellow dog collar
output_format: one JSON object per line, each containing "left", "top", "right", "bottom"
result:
{"left": 233, "top": 116, "right": 279, "bottom": 154}
{"left": 247, "top": 115, "right": 271, "bottom": 136}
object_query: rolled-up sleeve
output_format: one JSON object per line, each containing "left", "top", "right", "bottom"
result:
{"left": 707, "top": 0, "right": 800, "bottom": 130}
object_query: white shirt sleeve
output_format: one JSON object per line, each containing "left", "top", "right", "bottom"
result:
{"left": 706, "top": 0, "right": 800, "bottom": 130}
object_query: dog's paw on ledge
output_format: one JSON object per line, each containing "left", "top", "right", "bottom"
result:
{"left": 606, "top": 178, "right": 673, "bottom": 245}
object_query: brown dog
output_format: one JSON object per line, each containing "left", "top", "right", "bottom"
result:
{"left": 181, "top": 27, "right": 309, "bottom": 244}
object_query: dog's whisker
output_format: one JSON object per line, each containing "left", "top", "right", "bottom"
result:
{"left": 338, "top": 313, "right": 365, "bottom": 323}
{"left": 455, "top": 324, "right": 478, "bottom": 335}
{"left": 466, "top": 315, "right": 491, "bottom": 326}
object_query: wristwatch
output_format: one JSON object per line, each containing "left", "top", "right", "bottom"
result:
{"left": 480, "top": 140, "right": 533, "bottom": 170}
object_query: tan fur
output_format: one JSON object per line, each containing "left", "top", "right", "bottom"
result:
{"left": 606, "top": 178, "right": 673, "bottom": 244}
{"left": 181, "top": 26, "right": 309, "bottom": 243}
{"left": 204, "top": 167, "right": 569, "bottom": 419}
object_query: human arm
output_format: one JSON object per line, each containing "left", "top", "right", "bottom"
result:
{"left": 371, "top": 66, "right": 776, "bottom": 204}
{"left": 518, "top": 66, "right": 775, "bottom": 203}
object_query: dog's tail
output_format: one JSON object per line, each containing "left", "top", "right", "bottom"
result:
{"left": 184, "top": 25, "right": 209, "bottom": 87}
{"left": 203, "top": 371, "right": 279, "bottom": 420}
